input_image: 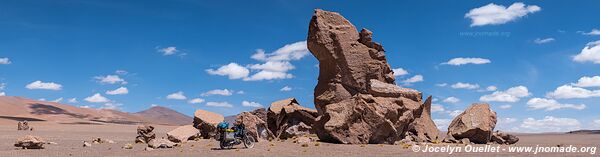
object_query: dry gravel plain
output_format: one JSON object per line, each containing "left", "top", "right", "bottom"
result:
{"left": 1, "top": 122, "right": 599, "bottom": 157}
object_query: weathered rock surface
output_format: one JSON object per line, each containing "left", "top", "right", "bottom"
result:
{"left": 307, "top": 9, "right": 436, "bottom": 144}
{"left": 267, "top": 98, "right": 318, "bottom": 139}
{"left": 14, "top": 135, "right": 45, "bottom": 149}
{"left": 167, "top": 125, "right": 200, "bottom": 143}
{"left": 406, "top": 96, "right": 440, "bottom": 142}
{"left": 135, "top": 125, "right": 156, "bottom": 144}
{"left": 236, "top": 111, "right": 273, "bottom": 142}
{"left": 148, "top": 138, "right": 178, "bottom": 149}
{"left": 17, "top": 121, "right": 30, "bottom": 131}
{"left": 490, "top": 131, "right": 519, "bottom": 145}
{"left": 193, "top": 109, "right": 224, "bottom": 139}
{"left": 445, "top": 103, "right": 497, "bottom": 144}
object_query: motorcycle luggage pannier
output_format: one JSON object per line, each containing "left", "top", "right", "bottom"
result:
{"left": 224, "top": 132, "right": 235, "bottom": 141}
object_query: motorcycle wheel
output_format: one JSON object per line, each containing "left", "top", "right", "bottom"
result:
{"left": 243, "top": 135, "right": 255, "bottom": 148}
{"left": 219, "top": 141, "right": 227, "bottom": 149}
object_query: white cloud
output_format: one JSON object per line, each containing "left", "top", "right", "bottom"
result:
{"left": 249, "top": 61, "right": 295, "bottom": 72}
{"left": 166, "top": 91, "right": 187, "bottom": 100}
{"left": 101, "top": 102, "right": 122, "bottom": 110}
{"left": 0, "top": 57, "right": 11, "bottom": 64}
{"left": 201, "top": 89, "right": 233, "bottom": 96}
{"left": 115, "top": 70, "right": 128, "bottom": 75}
{"left": 158, "top": 46, "right": 178, "bottom": 55}
{"left": 451, "top": 82, "right": 480, "bottom": 89}
{"left": 436, "top": 83, "right": 448, "bottom": 87}
{"left": 206, "top": 63, "right": 250, "bottom": 80}
{"left": 280, "top": 86, "right": 292, "bottom": 92}
{"left": 50, "top": 97, "right": 63, "bottom": 103}
{"left": 572, "top": 76, "right": 600, "bottom": 87}
{"left": 0, "top": 83, "right": 5, "bottom": 90}
{"left": 434, "top": 119, "right": 451, "bottom": 130}
{"left": 486, "top": 85, "right": 498, "bottom": 91}
{"left": 520, "top": 116, "right": 580, "bottom": 133}
{"left": 188, "top": 98, "right": 205, "bottom": 104}
{"left": 431, "top": 104, "right": 445, "bottom": 113}
{"left": 25, "top": 81, "right": 62, "bottom": 90}
{"left": 106, "top": 87, "right": 129, "bottom": 95}
{"left": 465, "top": 2, "right": 541, "bottom": 27}
{"left": 0, "top": 92, "right": 5, "bottom": 96}
{"left": 480, "top": 85, "right": 531, "bottom": 102}
{"left": 402, "top": 75, "right": 423, "bottom": 84}
{"left": 84, "top": 93, "right": 110, "bottom": 103}
{"left": 449, "top": 110, "right": 462, "bottom": 117}
{"left": 79, "top": 105, "right": 91, "bottom": 108}
{"left": 573, "top": 40, "right": 600, "bottom": 64}
{"left": 499, "top": 104, "right": 512, "bottom": 109}
{"left": 206, "top": 101, "right": 234, "bottom": 108}
{"left": 250, "top": 41, "right": 309, "bottom": 62}
{"left": 392, "top": 68, "right": 408, "bottom": 76}
{"left": 582, "top": 29, "right": 600, "bottom": 36}
{"left": 94, "top": 75, "right": 127, "bottom": 85}
{"left": 526, "top": 98, "right": 585, "bottom": 111}
{"left": 498, "top": 117, "right": 518, "bottom": 124}
{"left": 68, "top": 98, "right": 78, "bottom": 103}
{"left": 443, "top": 58, "right": 491, "bottom": 66}
{"left": 533, "top": 38, "right": 555, "bottom": 44}
{"left": 443, "top": 97, "right": 460, "bottom": 104}
{"left": 243, "top": 71, "right": 293, "bottom": 81}
{"left": 546, "top": 85, "right": 600, "bottom": 99}
{"left": 242, "top": 101, "right": 263, "bottom": 107}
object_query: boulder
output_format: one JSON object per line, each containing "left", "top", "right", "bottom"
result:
{"left": 135, "top": 125, "right": 156, "bottom": 144}
{"left": 14, "top": 135, "right": 45, "bottom": 149}
{"left": 235, "top": 111, "right": 273, "bottom": 142}
{"left": 17, "top": 121, "right": 30, "bottom": 131}
{"left": 307, "top": 9, "right": 435, "bottom": 144}
{"left": 267, "top": 98, "right": 318, "bottom": 139}
{"left": 490, "top": 131, "right": 519, "bottom": 145}
{"left": 82, "top": 141, "right": 91, "bottom": 147}
{"left": 122, "top": 143, "right": 133, "bottom": 149}
{"left": 148, "top": 138, "right": 178, "bottom": 149}
{"left": 406, "top": 96, "right": 440, "bottom": 142}
{"left": 250, "top": 108, "right": 268, "bottom": 123}
{"left": 445, "top": 103, "right": 497, "bottom": 144}
{"left": 282, "top": 122, "right": 313, "bottom": 138}
{"left": 167, "top": 125, "right": 200, "bottom": 143}
{"left": 193, "top": 109, "right": 224, "bottom": 139}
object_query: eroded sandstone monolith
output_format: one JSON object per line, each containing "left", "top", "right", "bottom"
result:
{"left": 267, "top": 98, "right": 318, "bottom": 139}
{"left": 193, "top": 109, "right": 224, "bottom": 139}
{"left": 307, "top": 9, "right": 437, "bottom": 144}
{"left": 445, "top": 103, "right": 497, "bottom": 144}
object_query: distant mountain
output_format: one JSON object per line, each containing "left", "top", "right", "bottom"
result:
{"left": 0, "top": 96, "right": 189, "bottom": 126}
{"left": 567, "top": 130, "right": 600, "bottom": 134}
{"left": 134, "top": 106, "right": 192, "bottom": 126}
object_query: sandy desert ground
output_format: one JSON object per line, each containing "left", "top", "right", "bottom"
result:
{"left": 0, "top": 122, "right": 599, "bottom": 157}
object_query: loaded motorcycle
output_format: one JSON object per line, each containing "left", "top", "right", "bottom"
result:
{"left": 215, "top": 122, "right": 255, "bottom": 149}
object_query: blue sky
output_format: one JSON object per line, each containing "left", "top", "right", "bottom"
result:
{"left": 1, "top": 0, "right": 599, "bottom": 132}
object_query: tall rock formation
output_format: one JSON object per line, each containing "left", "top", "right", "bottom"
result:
{"left": 307, "top": 9, "right": 438, "bottom": 144}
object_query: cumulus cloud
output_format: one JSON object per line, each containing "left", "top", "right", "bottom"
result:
{"left": 94, "top": 75, "right": 127, "bottom": 85}
{"left": 158, "top": 46, "right": 178, "bottom": 55}
{"left": 166, "top": 91, "right": 187, "bottom": 100}
{"left": 402, "top": 75, "right": 423, "bottom": 84}
{"left": 486, "top": 85, "right": 498, "bottom": 91}
{"left": 572, "top": 76, "right": 600, "bottom": 87}
{"left": 115, "top": 70, "right": 128, "bottom": 75}
{"left": 242, "top": 101, "right": 263, "bottom": 107}
{"left": 436, "top": 83, "right": 448, "bottom": 87}
{"left": 249, "top": 61, "right": 295, "bottom": 72}
{"left": 498, "top": 117, "right": 518, "bottom": 124}
{"left": 188, "top": 98, "right": 205, "bottom": 104}
{"left": 0, "top": 83, "right": 5, "bottom": 90}
{"left": 0, "top": 92, "right": 5, "bottom": 96}
{"left": 546, "top": 85, "right": 600, "bottom": 99}
{"left": 443, "top": 58, "right": 491, "bottom": 66}
{"left": 526, "top": 98, "right": 585, "bottom": 111}
{"left": 451, "top": 82, "right": 480, "bottom": 89}
{"left": 0, "top": 57, "right": 11, "bottom": 64}
{"left": 243, "top": 71, "right": 293, "bottom": 81}
{"left": 84, "top": 93, "right": 110, "bottom": 103}
{"left": 480, "top": 85, "right": 530, "bottom": 102}
{"left": 250, "top": 41, "right": 309, "bottom": 62}
{"left": 520, "top": 116, "right": 580, "bottom": 133}
{"left": 201, "top": 89, "right": 233, "bottom": 96}
{"left": 101, "top": 102, "right": 122, "bottom": 110}
{"left": 25, "top": 81, "right": 62, "bottom": 90}
{"left": 533, "top": 38, "right": 555, "bottom": 44}
{"left": 392, "top": 68, "right": 408, "bottom": 76}
{"left": 106, "top": 87, "right": 129, "bottom": 95}
{"left": 51, "top": 97, "right": 63, "bottom": 103}
{"left": 280, "top": 86, "right": 292, "bottom": 92}
{"left": 68, "top": 98, "right": 78, "bottom": 103}
{"left": 465, "top": 2, "right": 541, "bottom": 27}
{"left": 573, "top": 40, "right": 600, "bottom": 64}
{"left": 582, "top": 29, "right": 600, "bottom": 36}
{"left": 499, "top": 104, "right": 512, "bottom": 109}
{"left": 443, "top": 97, "right": 460, "bottom": 104}
{"left": 431, "top": 104, "right": 445, "bottom": 113}
{"left": 206, "top": 63, "right": 250, "bottom": 80}
{"left": 206, "top": 101, "right": 234, "bottom": 108}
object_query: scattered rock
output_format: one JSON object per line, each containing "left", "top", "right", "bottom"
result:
{"left": 193, "top": 109, "right": 224, "bottom": 139}
{"left": 17, "top": 121, "right": 30, "bottom": 131}
{"left": 167, "top": 125, "right": 201, "bottom": 143}
{"left": 267, "top": 98, "right": 318, "bottom": 139}
{"left": 461, "top": 138, "right": 471, "bottom": 144}
{"left": 294, "top": 136, "right": 316, "bottom": 145}
{"left": 107, "top": 140, "right": 116, "bottom": 144}
{"left": 490, "top": 131, "right": 519, "bottom": 145}
{"left": 135, "top": 125, "right": 156, "bottom": 144}
{"left": 148, "top": 138, "right": 178, "bottom": 149}
{"left": 406, "top": 96, "right": 440, "bottom": 142}
{"left": 83, "top": 141, "right": 92, "bottom": 147}
{"left": 122, "top": 143, "right": 133, "bottom": 149}
{"left": 236, "top": 111, "right": 274, "bottom": 142}
{"left": 445, "top": 103, "right": 497, "bottom": 144}
{"left": 14, "top": 135, "right": 45, "bottom": 149}
{"left": 144, "top": 147, "right": 154, "bottom": 151}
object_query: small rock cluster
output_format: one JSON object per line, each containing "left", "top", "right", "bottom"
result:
{"left": 17, "top": 121, "right": 31, "bottom": 131}
{"left": 135, "top": 125, "right": 156, "bottom": 144}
